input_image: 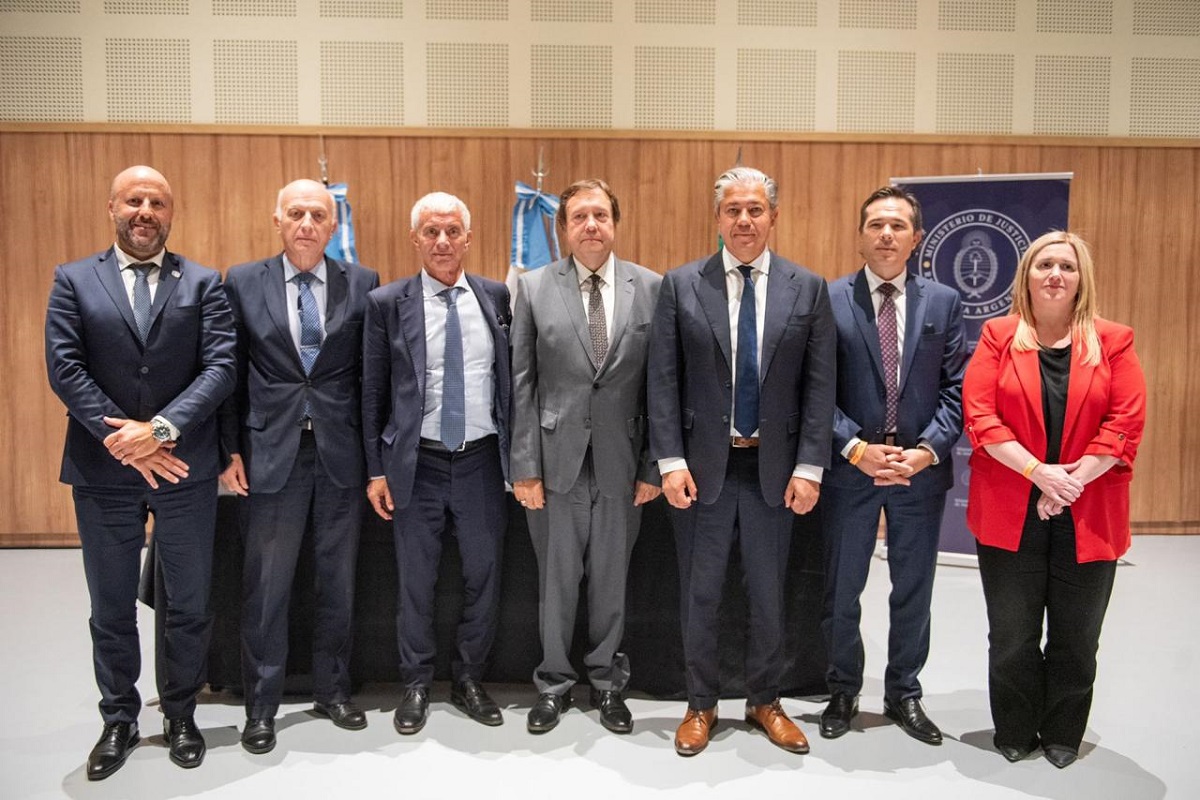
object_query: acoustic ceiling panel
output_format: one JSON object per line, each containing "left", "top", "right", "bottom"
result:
{"left": 106, "top": 37, "right": 191, "bottom": 123}
{"left": 103, "top": 0, "right": 187, "bottom": 12}
{"left": 213, "top": 39, "right": 298, "bottom": 124}
{"left": 938, "top": 0, "right": 1015, "bottom": 32}
{"left": 319, "top": 0, "right": 401, "bottom": 17}
{"left": 1133, "top": 0, "right": 1200, "bottom": 36}
{"left": 321, "top": 40, "right": 403, "bottom": 126}
{"left": 837, "top": 49, "right": 916, "bottom": 132}
{"left": 531, "top": 0, "right": 610, "bottom": 23}
{"left": 426, "top": 42, "right": 508, "bottom": 126}
{"left": 840, "top": 0, "right": 916, "bottom": 30}
{"left": 0, "top": 36, "right": 82, "bottom": 121}
{"left": 0, "top": 1, "right": 80, "bottom": 11}
{"left": 635, "top": 0, "right": 715, "bottom": 25}
{"left": 936, "top": 52, "right": 1014, "bottom": 134}
{"left": 737, "top": 0, "right": 817, "bottom": 27}
{"left": 427, "top": 0, "right": 506, "bottom": 21}
{"left": 1033, "top": 55, "right": 1110, "bottom": 135}
{"left": 1036, "top": 0, "right": 1112, "bottom": 35}
{"left": 1130, "top": 57, "right": 1200, "bottom": 136}
{"left": 634, "top": 45, "right": 714, "bottom": 129}
{"left": 736, "top": 48, "right": 816, "bottom": 131}
{"left": 531, "top": 43, "right": 612, "bottom": 128}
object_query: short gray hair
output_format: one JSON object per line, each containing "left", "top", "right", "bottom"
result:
{"left": 410, "top": 191, "right": 471, "bottom": 231}
{"left": 712, "top": 166, "right": 778, "bottom": 214}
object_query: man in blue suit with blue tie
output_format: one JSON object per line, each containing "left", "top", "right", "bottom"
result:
{"left": 819, "top": 186, "right": 968, "bottom": 744}
{"left": 362, "top": 192, "right": 512, "bottom": 735}
{"left": 649, "top": 167, "right": 836, "bottom": 757}
{"left": 45, "top": 165, "right": 236, "bottom": 779}
{"left": 219, "top": 179, "right": 380, "bottom": 754}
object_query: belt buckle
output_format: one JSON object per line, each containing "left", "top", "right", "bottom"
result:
{"left": 299, "top": 418, "right": 313, "bottom": 431}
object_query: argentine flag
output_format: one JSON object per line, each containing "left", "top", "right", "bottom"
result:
{"left": 507, "top": 181, "right": 560, "bottom": 301}
{"left": 324, "top": 182, "right": 359, "bottom": 263}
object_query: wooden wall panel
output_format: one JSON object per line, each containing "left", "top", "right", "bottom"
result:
{"left": 1, "top": 128, "right": 1195, "bottom": 543}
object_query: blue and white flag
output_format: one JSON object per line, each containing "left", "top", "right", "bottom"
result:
{"left": 893, "top": 172, "right": 1072, "bottom": 561}
{"left": 508, "top": 181, "right": 560, "bottom": 299}
{"left": 324, "top": 182, "right": 359, "bottom": 263}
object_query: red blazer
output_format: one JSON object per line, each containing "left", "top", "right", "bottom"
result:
{"left": 963, "top": 315, "right": 1146, "bottom": 562}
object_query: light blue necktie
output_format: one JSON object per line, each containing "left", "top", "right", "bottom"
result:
{"left": 294, "top": 272, "right": 322, "bottom": 422}
{"left": 131, "top": 263, "right": 154, "bottom": 343}
{"left": 734, "top": 265, "right": 759, "bottom": 438}
{"left": 440, "top": 287, "right": 466, "bottom": 450}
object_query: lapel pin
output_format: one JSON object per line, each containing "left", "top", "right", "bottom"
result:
{"left": 171, "top": 270, "right": 181, "bottom": 278}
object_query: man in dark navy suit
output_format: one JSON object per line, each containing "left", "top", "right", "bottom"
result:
{"left": 362, "top": 192, "right": 512, "bottom": 735}
{"left": 45, "top": 165, "right": 236, "bottom": 779}
{"left": 219, "top": 179, "right": 380, "bottom": 754}
{"left": 648, "top": 166, "right": 836, "bottom": 757}
{"left": 819, "top": 186, "right": 967, "bottom": 744}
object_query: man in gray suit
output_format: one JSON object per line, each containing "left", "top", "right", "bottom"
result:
{"left": 511, "top": 179, "right": 662, "bottom": 734}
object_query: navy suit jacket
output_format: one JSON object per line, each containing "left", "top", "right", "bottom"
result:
{"left": 825, "top": 268, "right": 968, "bottom": 495}
{"left": 648, "top": 251, "right": 837, "bottom": 507}
{"left": 361, "top": 272, "right": 512, "bottom": 509}
{"left": 46, "top": 247, "right": 237, "bottom": 487}
{"left": 218, "top": 254, "right": 380, "bottom": 494}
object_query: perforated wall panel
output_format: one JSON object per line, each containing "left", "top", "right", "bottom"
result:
{"left": 0, "top": 1, "right": 79, "bottom": 11}
{"left": 531, "top": 44, "right": 612, "bottom": 128}
{"left": 426, "top": 42, "right": 508, "bottom": 127}
{"left": 212, "top": 0, "right": 294, "bottom": 15}
{"left": 106, "top": 37, "right": 190, "bottom": 122}
{"left": 319, "top": 0, "right": 401, "bottom": 17}
{"left": 531, "top": 0, "right": 610, "bottom": 23}
{"left": 634, "top": 46, "right": 714, "bottom": 129}
{"left": 938, "top": 0, "right": 1015, "bottom": 31}
{"left": 635, "top": 0, "right": 715, "bottom": 25}
{"left": 737, "top": 0, "right": 817, "bottom": 27}
{"left": 840, "top": 0, "right": 916, "bottom": 30}
{"left": 737, "top": 48, "right": 816, "bottom": 131}
{"left": 1033, "top": 55, "right": 1110, "bottom": 135}
{"left": 936, "top": 53, "right": 1013, "bottom": 134}
{"left": 837, "top": 50, "right": 915, "bottom": 132}
{"left": 213, "top": 39, "right": 298, "bottom": 124}
{"left": 427, "top": 0, "right": 506, "bottom": 21}
{"left": 103, "top": 0, "right": 187, "bottom": 12}
{"left": 0, "top": 36, "right": 82, "bottom": 121}
{"left": 1130, "top": 58, "right": 1200, "bottom": 137}
{"left": 1036, "top": 0, "right": 1112, "bottom": 35}
{"left": 321, "top": 41, "right": 402, "bottom": 126}
{"left": 1133, "top": 1, "right": 1200, "bottom": 37}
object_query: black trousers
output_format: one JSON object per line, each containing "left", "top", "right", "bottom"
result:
{"left": 976, "top": 499, "right": 1117, "bottom": 752}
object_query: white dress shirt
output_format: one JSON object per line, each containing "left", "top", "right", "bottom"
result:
{"left": 282, "top": 254, "right": 328, "bottom": 355}
{"left": 574, "top": 252, "right": 615, "bottom": 345}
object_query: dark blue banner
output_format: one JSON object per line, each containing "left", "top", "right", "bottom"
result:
{"left": 892, "top": 174, "right": 1071, "bottom": 559}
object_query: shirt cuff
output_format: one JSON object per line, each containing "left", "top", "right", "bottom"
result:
{"left": 657, "top": 457, "right": 689, "bottom": 475}
{"left": 840, "top": 436, "right": 864, "bottom": 461}
{"left": 917, "top": 441, "right": 939, "bottom": 465}
{"left": 152, "top": 415, "right": 180, "bottom": 441}
{"left": 792, "top": 463, "right": 823, "bottom": 483}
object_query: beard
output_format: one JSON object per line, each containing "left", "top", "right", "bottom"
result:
{"left": 115, "top": 216, "right": 170, "bottom": 258}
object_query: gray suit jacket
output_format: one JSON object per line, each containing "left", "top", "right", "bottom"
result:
{"left": 510, "top": 256, "right": 662, "bottom": 498}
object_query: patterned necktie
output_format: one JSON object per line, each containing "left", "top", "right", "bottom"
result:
{"left": 734, "top": 265, "right": 759, "bottom": 438}
{"left": 131, "top": 263, "right": 154, "bottom": 343}
{"left": 440, "top": 287, "right": 466, "bottom": 451}
{"left": 294, "top": 272, "right": 322, "bottom": 375}
{"left": 877, "top": 282, "right": 900, "bottom": 433}
{"left": 587, "top": 273, "right": 608, "bottom": 368}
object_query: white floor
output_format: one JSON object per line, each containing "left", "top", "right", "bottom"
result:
{"left": 2, "top": 536, "right": 1195, "bottom": 800}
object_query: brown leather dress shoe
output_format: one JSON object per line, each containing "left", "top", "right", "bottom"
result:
{"left": 745, "top": 700, "right": 809, "bottom": 753}
{"left": 674, "top": 707, "right": 717, "bottom": 756}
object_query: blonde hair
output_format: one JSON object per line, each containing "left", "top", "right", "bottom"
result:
{"left": 1010, "top": 230, "right": 1100, "bottom": 366}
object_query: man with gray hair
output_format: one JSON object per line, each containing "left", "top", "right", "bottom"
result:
{"left": 648, "top": 166, "right": 836, "bottom": 756}
{"left": 362, "top": 192, "right": 513, "bottom": 734}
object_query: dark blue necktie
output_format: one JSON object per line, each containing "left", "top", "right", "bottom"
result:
{"left": 440, "top": 287, "right": 466, "bottom": 451}
{"left": 131, "top": 263, "right": 154, "bottom": 343}
{"left": 294, "top": 272, "right": 322, "bottom": 422}
{"left": 734, "top": 265, "right": 759, "bottom": 438}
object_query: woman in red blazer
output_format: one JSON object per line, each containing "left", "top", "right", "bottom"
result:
{"left": 963, "top": 231, "right": 1146, "bottom": 768}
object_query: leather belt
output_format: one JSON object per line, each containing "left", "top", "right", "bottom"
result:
{"left": 731, "top": 436, "right": 760, "bottom": 448}
{"left": 419, "top": 435, "right": 494, "bottom": 455}
{"left": 299, "top": 418, "right": 314, "bottom": 431}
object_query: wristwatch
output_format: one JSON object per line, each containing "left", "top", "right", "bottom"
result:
{"left": 151, "top": 416, "right": 175, "bottom": 443}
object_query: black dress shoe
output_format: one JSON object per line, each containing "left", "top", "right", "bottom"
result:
{"left": 394, "top": 686, "right": 429, "bottom": 735}
{"left": 995, "top": 735, "right": 1039, "bottom": 763}
{"left": 313, "top": 701, "right": 367, "bottom": 730}
{"left": 819, "top": 692, "right": 859, "bottom": 739}
{"left": 590, "top": 688, "right": 633, "bottom": 734}
{"left": 1043, "top": 744, "right": 1078, "bottom": 768}
{"left": 241, "top": 718, "right": 276, "bottom": 755}
{"left": 527, "top": 692, "right": 571, "bottom": 733}
{"left": 86, "top": 721, "right": 139, "bottom": 781}
{"left": 883, "top": 697, "right": 943, "bottom": 745}
{"left": 451, "top": 679, "right": 503, "bottom": 726}
{"left": 164, "top": 716, "right": 206, "bottom": 768}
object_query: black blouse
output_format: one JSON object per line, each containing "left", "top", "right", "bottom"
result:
{"left": 1039, "top": 344, "right": 1072, "bottom": 463}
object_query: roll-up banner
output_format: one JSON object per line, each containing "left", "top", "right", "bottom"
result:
{"left": 891, "top": 172, "right": 1073, "bottom": 564}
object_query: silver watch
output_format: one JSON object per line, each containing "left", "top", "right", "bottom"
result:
{"left": 151, "top": 417, "right": 173, "bottom": 443}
